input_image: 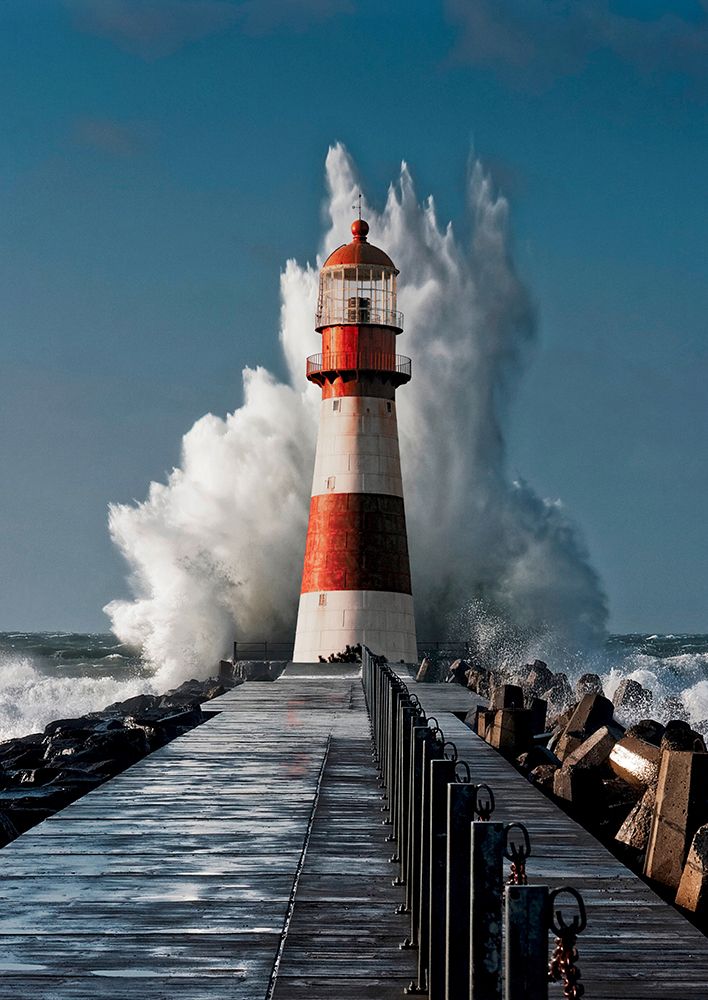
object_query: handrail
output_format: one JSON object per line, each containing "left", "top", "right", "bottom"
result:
{"left": 306, "top": 352, "right": 411, "bottom": 379}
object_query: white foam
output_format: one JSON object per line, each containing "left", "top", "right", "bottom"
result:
{"left": 0, "top": 653, "right": 152, "bottom": 743}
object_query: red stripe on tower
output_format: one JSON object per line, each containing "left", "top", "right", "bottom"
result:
{"left": 293, "top": 217, "right": 417, "bottom": 663}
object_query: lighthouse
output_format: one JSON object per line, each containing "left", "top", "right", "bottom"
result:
{"left": 292, "top": 217, "right": 417, "bottom": 664}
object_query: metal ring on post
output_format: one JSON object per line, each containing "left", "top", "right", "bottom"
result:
{"left": 503, "top": 822, "right": 531, "bottom": 863}
{"left": 454, "top": 759, "right": 472, "bottom": 783}
{"left": 548, "top": 886, "right": 587, "bottom": 936}
{"left": 474, "top": 783, "right": 495, "bottom": 821}
{"left": 442, "top": 740, "right": 458, "bottom": 761}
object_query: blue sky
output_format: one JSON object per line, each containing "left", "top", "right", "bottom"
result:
{"left": 1, "top": 0, "right": 707, "bottom": 633}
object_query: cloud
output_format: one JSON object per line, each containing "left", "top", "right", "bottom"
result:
{"left": 72, "top": 117, "right": 147, "bottom": 156}
{"left": 66, "top": 0, "right": 353, "bottom": 58}
{"left": 445, "top": 0, "right": 708, "bottom": 90}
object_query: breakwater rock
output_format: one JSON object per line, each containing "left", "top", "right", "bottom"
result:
{"left": 0, "top": 675, "right": 239, "bottom": 847}
{"left": 439, "top": 658, "right": 708, "bottom": 924}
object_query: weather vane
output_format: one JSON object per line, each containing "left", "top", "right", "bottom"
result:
{"left": 352, "top": 191, "right": 362, "bottom": 219}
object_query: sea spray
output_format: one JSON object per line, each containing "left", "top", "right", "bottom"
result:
{"left": 105, "top": 143, "right": 608, "bottom": 682}
{"left": 0, "top": 651, "right": 151, "bottom": 742}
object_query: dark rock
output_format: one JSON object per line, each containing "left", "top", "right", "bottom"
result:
{"left": 6, "top": 767, "right": 59, "bottom": 787}
{"left": 575, "top": 673, "right": 603, "bottom": 699}
{"left": 49, "top": 728, "right": 151, "bottom": 769}
{"left": 0, "top": 733, "right": 42, "bottom": 762}
{"left": 0, "top": 811, "right": 18, "bottom": 846}
{"left": 104, "top": 694, "right": 162, "bottom": 716}
{"left": 625, "top": 719, "right": 665, "bottom": 747}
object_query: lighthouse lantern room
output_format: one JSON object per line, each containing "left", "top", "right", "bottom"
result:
{"left": 292, "top": 218, "right": 417, "bottom": 664}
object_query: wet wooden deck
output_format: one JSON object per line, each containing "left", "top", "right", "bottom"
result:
{"left": 394, "top": 669, "right": 708, "bottom": 999}
{"left": 0, "top": 665, "right": 706, "bottom": 998}
{"left": 0, "top": 666, "right": 413, "bottom": 998}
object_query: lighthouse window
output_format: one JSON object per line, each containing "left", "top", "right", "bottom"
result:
{"left": 318, "top": 593, "right": 327, "bottom": 607}
{"left": 386, "top": 402, "right": 392, "bottom": 414}
{"left": 326, "top": 476, "right": 336, "bottom": 490}
{"left": 332, "top": 400, "right": 340, "bottom": 411}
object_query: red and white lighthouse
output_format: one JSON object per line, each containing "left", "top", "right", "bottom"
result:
{"left": 292, "top": 217, "right": 417, "bottom": 663}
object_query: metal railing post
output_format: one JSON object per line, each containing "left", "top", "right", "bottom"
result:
{"left": 445, "top": 782, "right": 477, "bottom": 1000}
{"left": 404, "top": 723, "right": 429, "bottom": 930}
{"left": 504, "top": 885, "right": 549, "bottom": 1000}
{"left": 395, "top": 699, "right": 417, "bottom": 888}
{"left": 470, "top": 821, "right": 505, "bottom": 1000}
{"left": 427, "top": 756, "right": 458, "bottom": 1000}
{"left": 409, "top": 729, "right": 444, "bottom": 993}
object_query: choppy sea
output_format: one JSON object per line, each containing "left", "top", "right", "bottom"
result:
{"left": 0, "top": 631, "right": 707, "bottom": 742}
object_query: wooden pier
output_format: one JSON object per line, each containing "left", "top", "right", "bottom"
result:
{"left": 0, "top": 660, "right": 705, "bottom": 997}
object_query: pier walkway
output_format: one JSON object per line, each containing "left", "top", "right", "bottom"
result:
{"left": 0, "top": 662, "right": 706, "bottom": 997}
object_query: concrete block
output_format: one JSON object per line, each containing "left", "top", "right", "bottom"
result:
{"left": 554, "top": 731, "right": 584, "bottom": 762}
{"left": 488, "top": 709, "right": 533, "bottom": 754}
{"left": 676, "top": 823, "right": 708, "bottom": 914}
{"left": 525, "top": 660, "right": 553, "bottom": 695}
{"left": 447, "top": 658, "right": 470, "bottom": 686}
{"left": 613, "top": 678, "right": 653, "bottom": 719}
{"left": 615, "top": 786, "right": 656, "bottom": 851}
{"left": 517, "top": 745, "right": 561, "bottom": 772}
{"left": 609, "top": 735, "right": 661, "bottom": 788}
{"left": 491, "top": 684, "right": 524, "bottom": 710}
{"left": 644, "top": 751, "right": 708, "bottom": 890}
{"left": 625, "top": 719, "right": 664, "bottom": 747}
{"left": 575, "top": 672, "right": 603, "bottom": 698}
{"left": 527, "top": 697, "right": 547, "bottom": 734}
{"left": 566, "top": 692, "right": 615, "bottom": 736}
{"left": 661, "top": 719, "right": 704, "bottom": 752}
{"left": 553, "top": 763, "right": 601, "bottom": 805}
{"left": 416, "top": 657, "right": 432, "bottom": 682}
{"left": 466, "top": 666, "right": 490, "bottom": 697}
{"left": 564, "top": 725, "right": 618, "bottom": 770}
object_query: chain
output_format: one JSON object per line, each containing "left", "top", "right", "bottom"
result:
{"left": 504, "top": 822, "right": 531, "bottom": 886}
{"left": 548, "top": 887, "right": 587, "bottom": 1000}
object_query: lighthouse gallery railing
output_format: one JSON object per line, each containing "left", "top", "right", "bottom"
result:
{"left": 306, "top": 352, "right": 411, "bottom": 379}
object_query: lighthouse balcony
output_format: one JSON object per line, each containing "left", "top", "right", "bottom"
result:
{"left": 306, "top": 352, "right": 411, "bottom": 387}
{"left": 316, "top": 303, "right": 404, "bottom": 331}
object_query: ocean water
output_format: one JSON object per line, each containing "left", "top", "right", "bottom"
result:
{"left": 0, "top": 632, "right": 155, "bottom": 742}
{"left": 0, "top": 631, "right": 707, "bottom": 743}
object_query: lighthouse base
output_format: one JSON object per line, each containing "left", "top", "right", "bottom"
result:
{"left": 293, "top": 590, "right": 417, "bottom": 665}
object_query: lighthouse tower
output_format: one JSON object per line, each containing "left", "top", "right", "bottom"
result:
{"left": 292, "top": 217, "right": 417, "bottom": 663}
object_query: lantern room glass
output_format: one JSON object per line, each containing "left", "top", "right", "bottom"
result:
{"left": 316, "top": 265, "right": 402, "bottom": 329}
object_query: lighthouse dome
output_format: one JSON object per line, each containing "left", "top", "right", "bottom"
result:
{"left": 317, "top": 218, "right": 402, "bottom": 331}
{"left": 322, "top": 219, "right": 398, "bottom": 271}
